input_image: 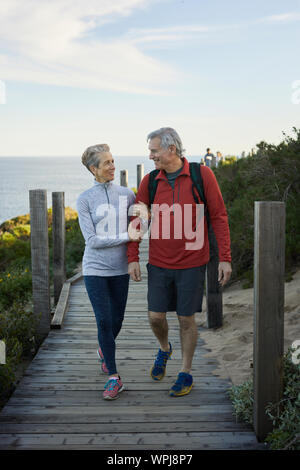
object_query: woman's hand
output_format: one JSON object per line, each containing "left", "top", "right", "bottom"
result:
{"left": 131, "top": 201, "right": 150, "bottom": 221}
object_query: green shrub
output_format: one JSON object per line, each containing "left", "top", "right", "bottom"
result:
{"left": 0, "top": 268, "right": 32, "bottom": 310}
{"left": 265, "top": 350, "right": 300, "bottom": 450}
{"left": 0, "top": 207, "right": 84, "bottom": 405}
{"left": 228, "top": 348, "right": 300, "bottom": 449}
{"left": 213, "top": 127, "right": 300, "bottom": 285}
{"left": 0, "top": 303, "right": 39, "bottom": 403}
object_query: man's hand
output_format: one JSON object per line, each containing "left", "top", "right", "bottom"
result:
{"left": 128, "top": 262, "right": 141, "bottom": 282}
{"left": 218, "top": 261, "right": 232, "bottom": 287}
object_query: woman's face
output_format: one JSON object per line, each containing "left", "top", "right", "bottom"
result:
{"left": 92, "top": 151, "right": 115, "bottom": 183}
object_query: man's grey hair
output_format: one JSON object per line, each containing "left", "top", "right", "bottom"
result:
{"left": 81, "top": 144, "right": 110, "bottom": 174}
{"left": 147, "top": 127, "right": 185, "bottom": 157}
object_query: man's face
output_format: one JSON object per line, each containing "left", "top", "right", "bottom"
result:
{"left": 148, "top": 137, "right": 174, "bottom": 171}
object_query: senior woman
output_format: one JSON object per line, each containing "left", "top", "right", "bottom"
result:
{"left": 77, "top": 144, "right": 141, "bottom": 400}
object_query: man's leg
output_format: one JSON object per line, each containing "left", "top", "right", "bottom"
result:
{"left": 148, "top": 311, "right": 170, "bottom": 352}
{"left": 177, "top": 314, "right": 198, "bottom": 373}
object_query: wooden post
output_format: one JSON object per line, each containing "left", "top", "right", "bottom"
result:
{"left": 120, "top": 170, "right": 128, "bottom": 187}
{"left": 52, "top": 192, "right": 66, "bottom": 304}
{"left": 137, "top": 164, "right": 144, "bottom": 188}
{"left": 206, "top": 225, "right": 223, "bottom": 328}
{"left": 29, "top": 189, "right": 51, "bottom": 338}
{"left": 253, "top": 201, "right": 285, "bottom": 442}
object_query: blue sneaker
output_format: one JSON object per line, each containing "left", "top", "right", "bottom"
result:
{"left": 169, "top": 372, "right": 193, "bottom": 397}
{"left": 150, "top": 343, "right": 172, "bottom": 381}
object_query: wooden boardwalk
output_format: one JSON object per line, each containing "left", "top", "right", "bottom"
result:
{"left": 0, "top": 242, "right": 263, "bottom": 450}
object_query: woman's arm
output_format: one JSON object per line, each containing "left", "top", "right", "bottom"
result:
{"left": 77, "top": 197, "right": 130, "bottom": 249}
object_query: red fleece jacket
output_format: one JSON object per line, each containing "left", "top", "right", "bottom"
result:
{"left": 127, "top": 157, "right": 231, "bottom": 269}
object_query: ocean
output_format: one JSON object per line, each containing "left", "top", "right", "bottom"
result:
{"left": 0, "top": 155, "right": 158, "bottom": 225}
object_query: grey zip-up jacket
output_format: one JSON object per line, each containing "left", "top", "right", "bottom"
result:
{"left": 76, "top": 180, "right": 136, "bottom": 276}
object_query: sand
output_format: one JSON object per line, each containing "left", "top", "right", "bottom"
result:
{"left": 196, "top": 269, "right": 300, "bottom": 386}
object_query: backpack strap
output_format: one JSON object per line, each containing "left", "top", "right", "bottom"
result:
{"left": 148, "top": 169, "right": 160, "bottom": 205}
{"left": 189, "top": 162, "right": 210, "bottom": 225}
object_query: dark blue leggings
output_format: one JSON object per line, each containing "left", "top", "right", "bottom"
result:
{"left": 84, "top": 274, "right": 129, "bottom": 375}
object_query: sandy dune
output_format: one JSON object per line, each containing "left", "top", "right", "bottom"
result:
{"left": 196, "top": 269, "right": 300, "bottom": 385}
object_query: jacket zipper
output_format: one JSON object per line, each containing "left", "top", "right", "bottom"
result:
{"left": 104, "top": 184, "right": 110, "bottom": 204}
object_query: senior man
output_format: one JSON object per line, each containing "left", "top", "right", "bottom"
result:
{"left": 127, "top": 127, "right": 232, "bottom": 397}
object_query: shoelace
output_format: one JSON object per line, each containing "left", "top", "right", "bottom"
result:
{"left": 172, "top": 377, "right": 185, "bottom": 391}
{"left": 155, "top": 350, "right": 170, "bottom": 367}
{"left": 105, "top": 379, "right": 119, "bottom": 391}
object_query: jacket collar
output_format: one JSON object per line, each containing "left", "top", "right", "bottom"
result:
{"left": 155, "top": 157, "right": 190, "bottom": 181}
{"left": 93, "top": 179, "right": 113, "bottom": 188}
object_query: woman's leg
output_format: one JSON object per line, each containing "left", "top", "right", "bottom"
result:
{"left": 108, "top": 274, "right": 130, "bottom": 339}
{"left": 83, "top": 275, "right": 117, "bottom": 376}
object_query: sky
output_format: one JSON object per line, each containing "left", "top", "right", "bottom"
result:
{"left": 0, "top": 0, "right": 300, "bottom": 157}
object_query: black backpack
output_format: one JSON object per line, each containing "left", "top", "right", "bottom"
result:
{"left": 148, "top": 162, "right": 210, "bottom": 225}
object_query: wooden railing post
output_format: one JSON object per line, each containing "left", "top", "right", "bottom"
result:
{"left": 29, "top": 189, "right": 51, "bottom": 338}
{"left": 120, "top": 170, "right": 128, "bottom": 187}
{"left": 253, "top": 201, "right": 285, "bottom": 441}
{"left": 52, "top": 192, "right": 66, "bottom": 304}
{"left": 206, "top": 226, "right": 223, "bottom": 328}
{"left": 137, "top": 164, "right": 144, "bottom": 188}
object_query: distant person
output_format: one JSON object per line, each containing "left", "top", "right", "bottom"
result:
{"left": 204, "top": 148, "right": 215, "bottom": 168}
{"left": 77, "top": 144, "right": 141, "bottom": 400}
{"left": 216, "top": 151, "right": 224, "bottom": 166}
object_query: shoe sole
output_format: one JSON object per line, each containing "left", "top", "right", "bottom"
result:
{"left": 150, "top": 349, "right": 173, "bottom": 381}
{"left": 169, "top": 384, "right": 193, "bottom": 397}
{"left": 103, "top": 385, "right": 125, "bottom": 400}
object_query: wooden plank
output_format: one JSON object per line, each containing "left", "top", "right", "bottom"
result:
{"left": 0, "top": 421, "right": 252, "bottom": 434}
{"left": 52, "top": 192, "right": 66, "bottom": 303}
{"left": 0, "top": 404, "right": 234, "bottom": 416}
{"left": 120, "top": 169, "right": 128, "bottom": 187}
{"left": 50, "top": 282, "right": 71, "bottom": 329}
{"left": 0, "top": 237, "right": 262, "bottom": 450}
{"left": 253, "top": 201, "right": 285, "bottom": 442}
{"left": 29, "top": 189, "right": 51, "bottom": 337}
{"left": 0, "top": 431, "right": 262, "bottom": 449}
{"left": 6, "top": 392, "right": 231, "bottom": 406}
{"left": 6, "top": 381, "right": 230, "bottom": 392}
{"left": 137, "top": 163, "right": 144, "bottom": 188}
{"left": 65, "top": 272, "right": 83, "bottom": 284}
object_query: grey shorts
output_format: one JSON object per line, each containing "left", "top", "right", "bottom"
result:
{"left": 147, "top": 263, "right": 206, "bottom": 316}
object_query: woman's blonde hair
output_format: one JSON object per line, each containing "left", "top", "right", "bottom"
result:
{"left": 81, "top": 144, "right": 110, "bottom": 174}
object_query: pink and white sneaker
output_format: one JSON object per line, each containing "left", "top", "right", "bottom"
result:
{"left": 103, "top": 376, "right": 125, "bottom": 400}
{"left": 97, "top": 347, "right": 109, "bottom": 374}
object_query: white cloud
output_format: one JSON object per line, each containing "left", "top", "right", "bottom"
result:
{"left": 1, "top": 1, "right": 299, "bottom": 95}
{"left": 0, "top": 0, "right": 175, "bottom": 94}
{"left": 258, "top": 12, "right": 300, "bottom": 24}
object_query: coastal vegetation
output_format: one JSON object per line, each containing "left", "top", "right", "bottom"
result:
{"left": 0, "top": 207, "right": 84, "bottom": 406}
{"left": 214, "top": 127, "right": 300, "bottom": 287}
{"left": 229, "top": 348, "right": 300, "bottom": 450}
{"left": 0, "top": 128, "right": 299, "bottom": 447}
